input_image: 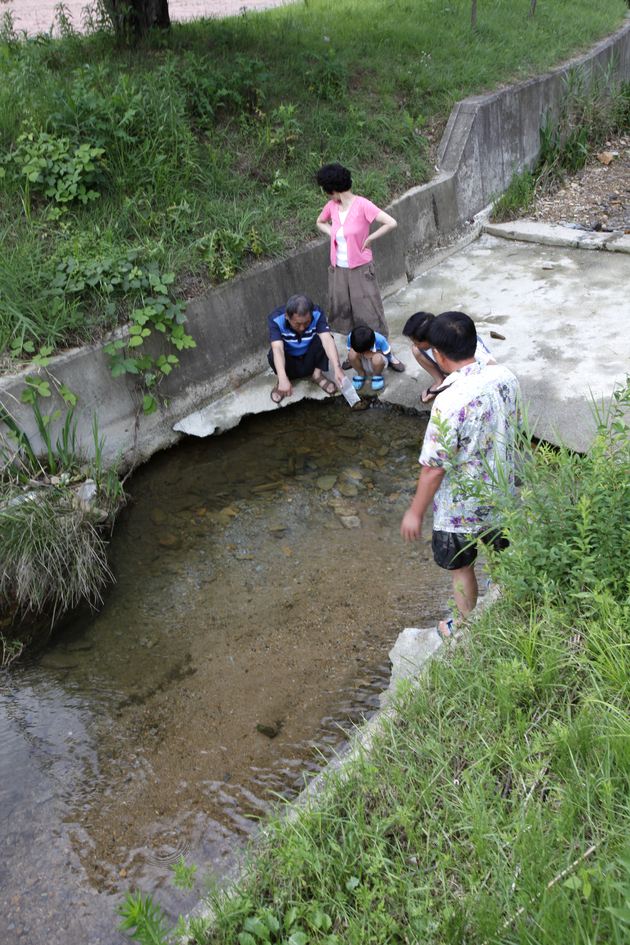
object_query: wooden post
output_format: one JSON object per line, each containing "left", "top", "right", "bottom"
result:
{"left": 471, "top": 0, "right": 477, "bottom": 29}
{"left": 529, "top": 0, "right": 537, "bottom": 17}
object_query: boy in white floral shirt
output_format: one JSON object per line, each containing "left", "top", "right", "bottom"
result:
{"left": 400, "top": 311, "right": 521, "bottom": 637}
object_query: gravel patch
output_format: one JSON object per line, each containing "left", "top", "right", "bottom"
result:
{"left": 525, "top": 132, "right": 630, "bottom": 233}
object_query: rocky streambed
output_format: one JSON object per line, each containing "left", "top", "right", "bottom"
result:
{"left": 0, "top": 398, "right": 451, "bottom": 944}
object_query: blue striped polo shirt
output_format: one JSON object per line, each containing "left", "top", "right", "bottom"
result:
{"left": 268, "top": 305, "right": 330, "bottom": 356}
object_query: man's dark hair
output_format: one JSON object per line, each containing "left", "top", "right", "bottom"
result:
{"left": 402, "top": 311, "right": 434, "bottom": 344}
{"left": 285, "top": 294, "right": 314, "bottom": 319}
{"left": 427, "top": 311, "right": 477, "bottom": 361}
{"left": 316, "top": 163, "right": 352, "bottom": 194}
{"left": 349, "top": 326, "right": 375, "bottom": 353}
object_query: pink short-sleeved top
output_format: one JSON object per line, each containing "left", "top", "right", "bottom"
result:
{"left": 320, "top": 195, "right": 382, "bottom": 268}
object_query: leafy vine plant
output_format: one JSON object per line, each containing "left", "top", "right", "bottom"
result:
{"left": 47, "top": 253, "right": 197, "bottom": 416}
{"left": 102, "top": 265, "right": 196, "bottom": 415}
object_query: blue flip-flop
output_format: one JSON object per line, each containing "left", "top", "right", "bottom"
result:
{"left": 371, "top": 375, "right": 384, "bottom": 391}
{"left": 352, "top": 376, "right": 365, "bottom": 390}
{"left": 437, "top": 618, "right": 455, "bottom": 641}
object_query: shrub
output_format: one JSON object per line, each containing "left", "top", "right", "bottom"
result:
{"left": 2, "top": 131, "right": 105, "bottom": 215}
{"left": 177, "top": 51, "right": 270, "bottom": 127}
{"left": 486, "top": 379, "right": 630, "bottom": 611}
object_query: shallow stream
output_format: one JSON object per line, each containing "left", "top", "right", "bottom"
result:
{"left": 0, "top": 398, "right": 451, "bottom": 943}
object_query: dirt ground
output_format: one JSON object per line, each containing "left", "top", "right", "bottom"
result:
{"left": 523, "top": 131, "right": 630, "bottom": 232}
{"left": 4, "top": 0, "right": 291, "bottom": 36}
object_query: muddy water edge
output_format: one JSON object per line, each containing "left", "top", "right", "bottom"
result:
{"left": 0, "top": 398, "right": 452, "bottom": 944}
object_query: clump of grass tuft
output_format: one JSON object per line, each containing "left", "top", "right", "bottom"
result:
{"left": 492, "top": 166, "right": 537, "bottom": 220}
{"left": 0, "top": 491, "right": 112, "bottom": 620}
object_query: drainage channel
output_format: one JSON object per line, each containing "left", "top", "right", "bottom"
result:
{"left": 0, "top": 397, "right": 451, "bottom": 944}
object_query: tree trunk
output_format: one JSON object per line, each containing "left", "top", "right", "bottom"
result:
{"left": 529, "top": 0, "right": 537, "bottom": 17}
{"left": 471, "top": 0, "right": 477, "bottom": 29}
{"left": 109, "top": 0, "right": 170, "bottom": 42}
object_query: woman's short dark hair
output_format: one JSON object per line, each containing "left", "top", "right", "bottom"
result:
{"left": 427, "top": 311, "right": 477, "bottom": 361}
{"left": 402, "top": 311, "right": 434, "bottom": 344}
{"left": 349, "top": 326, "right": 375, "bottom": 353}
{"left": 285, "top": 294, "right": 314, "bottom": 318}
{"left": 316, "top": 163, "right": 352, "bottom": 194}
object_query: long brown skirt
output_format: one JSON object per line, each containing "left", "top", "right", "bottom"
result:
{"left": 327, "top": 261, "right": 390, "bottom": 338}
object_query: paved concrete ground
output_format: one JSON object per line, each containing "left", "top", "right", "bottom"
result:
{"left": 176, "top": 222, "right": 630, "bottom": 452}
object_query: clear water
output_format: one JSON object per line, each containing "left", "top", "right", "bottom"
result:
{"left": 0, "top": 398, "right": 451, "bottom": 943}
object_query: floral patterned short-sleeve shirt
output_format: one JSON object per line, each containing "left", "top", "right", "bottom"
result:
{"left": 419, "top": 361, "right": 521, "bottom": 534}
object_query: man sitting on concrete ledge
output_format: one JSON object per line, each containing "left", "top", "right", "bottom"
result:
{"left": 268, "top": 294, "right": 346, "bottom": 405}
{"left": 402, "top": 310, "right": 497, "bottom": 404}
{"left": 400, "top": 311, "right": 520, "bottom": 638}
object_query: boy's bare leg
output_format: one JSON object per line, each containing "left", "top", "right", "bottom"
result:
{"left": 348, "top": 349, "right": 365, "bottom": 377}
{"left": 371, "top": 352, "right": 386, "bottom": 374}
{"left": 438, "top": 564, "right": 479, "bottom": 636}
{"left": 412, "top": 345, "right": 446, "bottom": 388}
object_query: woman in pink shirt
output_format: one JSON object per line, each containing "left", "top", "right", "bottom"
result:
{"left": 316, "top": 163, "right": 405, "bottom": 371}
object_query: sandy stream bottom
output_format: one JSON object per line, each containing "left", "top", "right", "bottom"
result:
{"left": 0, "top": 398, "right": 451, "bottom": 944}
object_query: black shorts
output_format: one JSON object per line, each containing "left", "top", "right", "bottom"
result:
{"left": 432, "top": 527, "right": 509, "bottom": 571}
{"left": 267, "top": 334, "right": 329, "bottom": 379}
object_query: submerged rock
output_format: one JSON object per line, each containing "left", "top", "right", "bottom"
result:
{"left": 316, "top": 475, "right": 338, "bottom": 491}
{"left": 151, "top": 508, "right": 167, "bottom": 526}
{"left": 40, "top": 651, "right": 80, "bottom": 669}
{"left": 256, "top": 723, "right": 278, "bottom": 738}
{"left": 339, "top": 516, "right": 361, "bottom": 529}
{"left": 337, "top": 441, "right": 358, "bottom": 455}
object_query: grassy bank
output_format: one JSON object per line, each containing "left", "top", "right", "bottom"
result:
{"left": 0, "top": 392, "right": 126, "bottom": 661}
{"left": 116, "top": 382, "right": 630, "bottom": 943}
{"left": 195, "top": 599, "right": 630, "bottom": 945}
{"left": 0, "top": 0, "right": 627, "bottom": 362}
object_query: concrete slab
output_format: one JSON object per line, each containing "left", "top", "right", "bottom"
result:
{"left": 175, "top": 229, "right": 629, "bottom": 452}
{"left": 485, "top": 219, "right": 629, "bottom": 252}
{"left": 173, "top": 367, "right": 335, "bottom": 436}
{"left": 174, "top": 331, "right": 430, "bottom": 438}
{"left": 379, "top": 626, "right": 443, "bottom": 709}
{"left": 381, "top": 232, "right": 630, "bottom": 452}
{"left": 608, "top": 234, "right": 630, "bottom": 254}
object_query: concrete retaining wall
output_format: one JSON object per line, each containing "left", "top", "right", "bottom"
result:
{"left": 2, "top": 16, "right": 630, "bottom": 467}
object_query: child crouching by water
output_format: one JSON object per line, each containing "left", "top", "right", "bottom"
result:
{"left": 347, "top": 326, "right": 391, "bottom": 392}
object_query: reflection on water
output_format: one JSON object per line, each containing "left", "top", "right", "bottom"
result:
{"left": 0, "top": 398, "right": 451, "bottom": 943}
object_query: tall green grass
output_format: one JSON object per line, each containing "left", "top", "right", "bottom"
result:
{"left": 0, "top": 0, "right": 627, "bottom": 356}
{"left": 193, "top": 598, "right": 630, "bottom": 944}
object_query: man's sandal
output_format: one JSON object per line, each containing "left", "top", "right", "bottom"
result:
{"left": 312, "top": 375, "right": 336, "bottom": 395}
{"left": 422, "top": 381, "right": 452, "bottom": 404}
{"left": 270, "top": 385, "right": 286, "bottom": 404}
{"left": 437, "top": 617, "right": 455, "bottom": 641}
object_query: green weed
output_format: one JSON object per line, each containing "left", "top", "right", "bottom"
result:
{"left": 494, "top": 62, "right": 630, "bottom": 220}
{"left": 492, "top": 166, "right": 537, "bottom": 221}
{"left": 1, "top": 0, "right": 625, "bottom": 357}
{"left": 482, "top": 379, "right": 630, "bottom": 612}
